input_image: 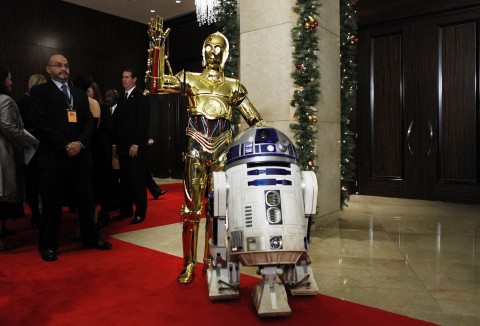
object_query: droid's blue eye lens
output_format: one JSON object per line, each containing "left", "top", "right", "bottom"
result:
{"left": 260, "top": 130, "right": 270, "bottom": 139}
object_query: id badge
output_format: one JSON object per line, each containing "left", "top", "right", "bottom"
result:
{"left": 67, "top": 110, "right": 77, "bottom": 123}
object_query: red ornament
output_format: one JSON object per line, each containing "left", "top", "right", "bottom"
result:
{"left": 295, "top": 63, "right": 303, "bottom": 69}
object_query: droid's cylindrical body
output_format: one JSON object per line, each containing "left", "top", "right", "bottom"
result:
{"left": 221, "top": 127, "right": 316, "bottom": 267}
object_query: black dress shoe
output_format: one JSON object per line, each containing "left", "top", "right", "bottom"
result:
{"left": 131, "top": 216, "right": 145, "bottom": 224}
{"left": 40, "top": 248, "right": 57, "bottom": 262}
{"left": 0, "top": 242, "right": 12, "bottom": 251}
{"left": 85, "top": 240, "right": 112, "bottom": 250}
{"left": 153, "top": 190, "right": 166, "bottom": 200}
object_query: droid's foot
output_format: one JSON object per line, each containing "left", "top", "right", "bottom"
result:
{"left": 207, "top": 267, "right": 240, "bottom": 300}
{"left": 284, "top": 264, "right": 319, "bottom": 296}
{"left": 178, "top": 263, "right": 196, "bottom": 284}
{"left": 252, "top": 280, "right": 291, "bottom": 317}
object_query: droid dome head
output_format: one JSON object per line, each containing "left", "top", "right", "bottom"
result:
{"left": 226, "top": 127, "right": 298, "bottom": 169}
{"left": 202, "top": 32, "right": 229, "bottom": 71}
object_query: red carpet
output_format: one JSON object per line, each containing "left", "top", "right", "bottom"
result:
{"left": 0, "top": 183, "right": 437, "bottom": 325}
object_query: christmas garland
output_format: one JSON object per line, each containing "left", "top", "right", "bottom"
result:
{"left": 291, "top": 0, "right": 321, "bottom": 172}
{"left": 340, "top": 0, "right": 358, "bottom": 207}
{"left": 215, "top": 0, "right": 241, "bottom": 136}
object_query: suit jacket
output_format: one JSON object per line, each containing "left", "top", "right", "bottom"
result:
{"left": 113, "top": 86, "right": 150, "bottom": 156}
{"left": 29, "top": 80, "right": 94, "bottom": 170}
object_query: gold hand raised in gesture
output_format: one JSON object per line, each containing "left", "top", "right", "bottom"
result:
{"left": 144, "top": 16, "right": 173, "bottom": 94}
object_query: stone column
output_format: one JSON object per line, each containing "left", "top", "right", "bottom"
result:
{"left": 238, "top": 0, "right": 340, "bottom": 217}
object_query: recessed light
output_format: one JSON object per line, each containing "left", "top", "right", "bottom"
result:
{"left": 150, "top": 9, "right": 155, "bottom": 13}
{"left": 176, "top": 1, "right": 181, "bottom": 3}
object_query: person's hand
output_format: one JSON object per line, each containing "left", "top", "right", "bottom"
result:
{"left": 129, "top": 144, "right": 138, "bottom": 158}
{"left": 66, "top": 141, "right": 82, "bottom": 157}
{"left": 147, "top": 139, "right": 154, "bottom": 146}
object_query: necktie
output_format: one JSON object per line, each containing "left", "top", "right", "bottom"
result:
{"left": 124, "top": 92, "right": 128, "bottom": 100}
{"left": 61, "top": 84, "right": 71, "bottom": 101}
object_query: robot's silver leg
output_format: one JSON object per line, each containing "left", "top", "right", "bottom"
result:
{"left": 282, "top": 259, "right": 319, "bottom": 296}
{"left": 207, "top": 243, "right": 240, "bottom": 300}
{"left": 252, "top": 266, "right": 291, "bottom": 317}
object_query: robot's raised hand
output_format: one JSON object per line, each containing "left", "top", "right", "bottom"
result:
{"left": 148, "top": 16, "right": 171, "bottom": 47}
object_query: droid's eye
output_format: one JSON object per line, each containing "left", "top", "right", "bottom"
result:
{"left": 214, "top": 46, "right": 222, "bottom": 54}
{"left": 259, "top": 129, "right": 270, "bottom": 139}
{"left": 205, "top": 45, "right": 212, "bottom": 52}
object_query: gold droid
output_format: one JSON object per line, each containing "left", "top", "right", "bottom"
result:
{"left": 145, "top": 16, "right": 266, "bottom": 284}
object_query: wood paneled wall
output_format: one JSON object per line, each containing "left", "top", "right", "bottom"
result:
{"left": 0, "top": 0, "right": 149, "bottom": 100}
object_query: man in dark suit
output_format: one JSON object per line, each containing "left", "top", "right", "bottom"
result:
{"left": 29, "top": 53, "right": 112, "bottom": 262}
{"left": 113, "top": 68, "right": 150, "bottom": 224}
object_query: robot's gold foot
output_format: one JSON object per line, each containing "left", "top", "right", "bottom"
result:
{"left": 178, "top": 263, "right": 196, "bottom": 284}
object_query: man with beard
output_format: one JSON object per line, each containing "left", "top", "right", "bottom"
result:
{"left": 30, "top": 54, "right": 112, "bottom": 262}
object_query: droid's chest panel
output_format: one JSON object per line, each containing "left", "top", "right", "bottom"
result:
{"left": 186, "top": 76, "right": 240, "bottom": 120}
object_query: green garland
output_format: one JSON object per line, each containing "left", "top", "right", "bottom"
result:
{"left": 340, "top": 0, "right": 357, "bottom": 207}
{"left": 290, "top": 0, "right": 321, "bottom": 172}
{"left": 215, "top": 0, "right": 241, "bottom": 136}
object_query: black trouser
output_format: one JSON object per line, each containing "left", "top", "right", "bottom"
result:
{"left": 146, "top": 170, "right": 161, "bottom": 197}
{"left": 38, "top": 167, "right": 99, "bottom": 251}
{"left": 119, "top": 153, "right": 147, "bottom": 218}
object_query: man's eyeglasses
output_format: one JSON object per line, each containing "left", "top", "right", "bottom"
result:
{"left": 48, "top": 63, "right": 70, "bottom": 69}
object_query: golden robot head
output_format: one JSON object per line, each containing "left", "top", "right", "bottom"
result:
{"left": 202, "top": 32, "right": 229, "bottom": 71}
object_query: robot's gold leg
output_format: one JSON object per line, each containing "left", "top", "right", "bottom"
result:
{"left": 202, "top": 213, "right": 212, "bottom": 272}
{"left": 178, "top": 215, "right": 199, "bottom": 284}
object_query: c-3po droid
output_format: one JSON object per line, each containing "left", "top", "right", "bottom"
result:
{"left": 206, "top": 126, "right": 319, "bottom": 317}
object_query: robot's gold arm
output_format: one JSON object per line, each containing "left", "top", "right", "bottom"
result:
{"left": 237, "top": 97, "right": 268, "bottom": 127}
{"left": 144, "top": 16, "right": 177, "bottom": 95}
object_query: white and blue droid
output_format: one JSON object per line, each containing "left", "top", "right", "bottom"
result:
{"left": 207, "top": 126, "right": 318, "bottom": 317}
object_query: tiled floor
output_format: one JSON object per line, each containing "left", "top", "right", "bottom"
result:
{"left": 114, "top": 186, "right": 480, "bottom": 325}
{"left": 311, "top": 195, "right": 480, "bottom": 325}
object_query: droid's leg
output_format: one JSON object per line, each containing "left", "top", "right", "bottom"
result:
{"left": 207, "top": 239, "right": 240, "bottom": 300}
{"left": 282, "top": 253, "right": 319, "bottom": 295}
{"left": 178, "top": 149, "right": 207, "bottom": 284}
{"left": 252, "top": 266, "right": 291, "bottom": 317}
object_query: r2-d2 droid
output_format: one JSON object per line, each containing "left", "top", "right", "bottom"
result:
{"left": 207, "top": 126, "right": 319, "bottom": 317}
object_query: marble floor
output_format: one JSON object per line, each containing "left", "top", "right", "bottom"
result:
{"left": 113, "top": 186, "right": 480, "bottom": 326}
